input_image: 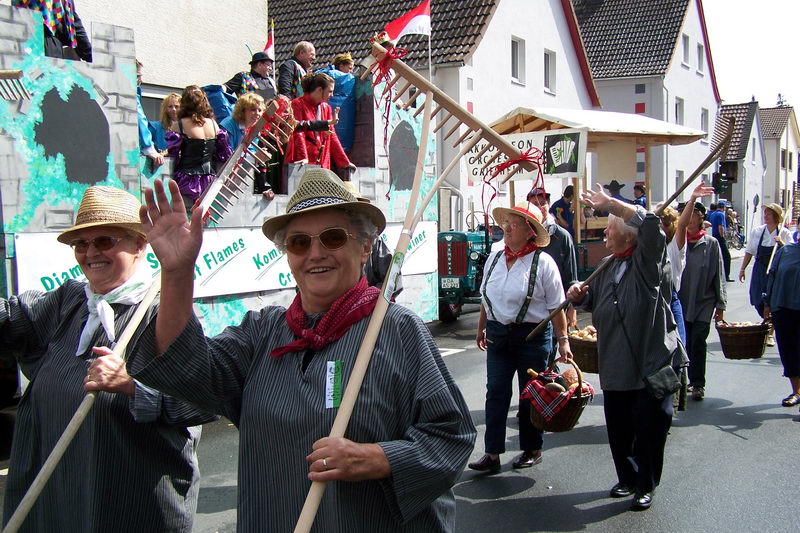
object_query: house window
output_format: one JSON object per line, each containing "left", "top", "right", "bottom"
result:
{"left": 700, "top": 108, "right": 709, "bottom": 138}
{"left": 752, "top": 138, "right": 756, "bottom": 162}
{"left": 781, "top": 148, "right": 787, "bottom": 169}
{"left": 511, "top": 37, "right": 526, "bottom": 84}
{"left": 697, "top": 43, "right": 705, "bottom": 73}
{"left": 635, "top": 102, "right": 645, "bottom": 114}
{"left": 467, "top": 77, "right": 474, "bottom": 91}
{"left": 635, "top": 84, "right": 646, "bottom": 94}
{"left": 682, "top": 34, "right": 690, "bottom": 65}
{"left": 675, "top": 97, "right": 684, "bottom": 125}
{"left": 544, "top": 49, "right": 556, "bottom": 93}
{"left": 790, "top": 152, "right": 794, "bottom": 170}
{"left": 676, "top": 170, "right": 685, "bottom": 197}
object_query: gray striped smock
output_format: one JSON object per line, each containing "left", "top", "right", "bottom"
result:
{"left": 1, "top": 279, "right": 218, "bottom": 533}
{"left": 133, "top": 302, "right": 476, "bottom": 532}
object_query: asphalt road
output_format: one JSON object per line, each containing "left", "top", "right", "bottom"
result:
{"left": 2, "top": 254, "right": 798, "bottom": 532}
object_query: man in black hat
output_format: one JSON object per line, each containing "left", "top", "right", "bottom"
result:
{"left": 224, "top": 51, "right": 277, "bottom": 99}
{"left": 603, "top": 180, "right": 633, "bottom": 204}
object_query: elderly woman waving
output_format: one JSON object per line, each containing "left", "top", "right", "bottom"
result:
{"left": 567, "top": 186, "right": 686, "bottom": 511}
{"left": 1, "top": 186, "right": 217, "bottom": 533}
{"left": 469, "top": 203, "right": 572, "bottom": 473}
{"left": 132, "top": 169, "right": 476, "bottom": 532}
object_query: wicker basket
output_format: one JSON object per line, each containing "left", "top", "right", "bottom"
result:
{"left": 568, "top": 336, "right": 599, "bottom": 373}
{"left": 715, "top": 321, "right": 769, "bottom": 360}
{"left": 530, "top": 360, "right": 593, "bottom": 433}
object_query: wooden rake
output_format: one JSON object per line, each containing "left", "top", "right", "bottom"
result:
{"left": 2, "top": 99, "right": 295, "bottom": 533}
{"left": 293, "top": 41, "right": 536, "bottom": 533}
{"left": 0, "top": 70, "right": 31, "bottom": 101}
{"left": 524, "top": 118, "right": 737, "bottom": 342}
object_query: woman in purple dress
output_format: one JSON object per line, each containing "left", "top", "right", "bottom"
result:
{"left": 166, "top": 86, "right": 232, "bottom": 205}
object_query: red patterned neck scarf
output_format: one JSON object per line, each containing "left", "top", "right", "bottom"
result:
{"left": 686, "top": 229, "right": 706, "bottom": 243}
{"left": 613, "top": 245, "right": 636, "bottom": 259}
{"left": 269, "top": 277, "right": 380, "bottom": 358}
{"left": 504, "top": 240, "right": 538, "bottom": 260}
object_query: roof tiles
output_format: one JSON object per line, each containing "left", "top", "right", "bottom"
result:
{"left": 268, "top": 0, "right": 497, "bottom": 68}
{"left": 712, "top": 101, "right": 758, "bottom": 161}
{"left": 571, "top": 0, "right": 690, "bottom": 79}
{"left": 759, "top": 106, "right": 793, "bottom": 139}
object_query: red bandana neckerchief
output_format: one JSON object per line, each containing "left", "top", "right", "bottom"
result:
{"left": 613, "top": 245, "right": 636, "bottom": 259}
{"left": 686, "top": 229, "right": 706, "bottom": 243}
{"left": 269, "top": 277, "right": 380, "bottom": 358}
{"left": 504, "top": 240, "right": 539, "bottom": 260}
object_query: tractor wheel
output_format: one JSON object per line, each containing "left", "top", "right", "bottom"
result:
{"left": 439, "top": 302, "right": 461, "bottom": 322}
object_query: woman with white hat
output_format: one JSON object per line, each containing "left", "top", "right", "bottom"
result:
{"left": 468, "top": 202, "right": 572, "bottom": 473}
{"left": 739, "top": 203, "right": 793, "bottom": 345}
{"left": 1, "top": 186, "right": 216, "bottom": 532}
{"left": 132, "top": 169, "right": 475, "bottom": 532}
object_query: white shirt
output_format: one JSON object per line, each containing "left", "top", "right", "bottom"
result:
{"left": 744, "top": 224, "right": 793, "bottom": 256}
{"left": 480, "top": 249, "right": 565, "bottom": 324}
{"left": 666, "top": 237, "right": 686, "bottom": 291}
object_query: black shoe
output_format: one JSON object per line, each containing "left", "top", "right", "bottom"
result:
{"left": 726, "top": 278, "right": 735, "bottom": 283}
{"left": 468, "top": 454, "right": 500, "bottom": 472}
{"left": 609, "top": 483, "right": 634, "bottom": 498}
{"left": 512, "top": 450, "right": 542, "bottom": 469}
{"left": 631, "top": 492, "right": 653, "bottom": 510}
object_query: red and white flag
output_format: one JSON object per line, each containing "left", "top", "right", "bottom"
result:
{"left": 384, "top": 0, "right": 431, "bottom": 42}
{"left": 263, "top": 19, "right": 275, "bottom": 59}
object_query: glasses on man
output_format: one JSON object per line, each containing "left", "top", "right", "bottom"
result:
{"left": 68, "top": 236, "right": 127, "bottom": 253}
{"left": 284, "top": 227, "right": 354, "bottom": 255}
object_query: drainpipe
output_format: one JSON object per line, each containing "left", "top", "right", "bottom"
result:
{"left": 663, "top": 79, "right": 670, "bottom": 199}
{"left": 440, "top": 186, "right": 464, "bottom": 231}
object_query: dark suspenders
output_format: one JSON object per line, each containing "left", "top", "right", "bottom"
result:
{"left": 482, "top": 250, "right": 542, "bottom": 324}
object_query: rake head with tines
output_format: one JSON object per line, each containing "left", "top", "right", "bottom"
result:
{"left": 0, "top": 70, "right": 31, "bottom": 101}
{"left": 197, "top": 96, "right": 295, "bottom": 226}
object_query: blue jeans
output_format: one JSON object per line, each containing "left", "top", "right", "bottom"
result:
{"left": 484, "top": 320, "right": 551, "bottom": 454}
{"left": 670, "top": 290, "right": 687, "bottom": 345}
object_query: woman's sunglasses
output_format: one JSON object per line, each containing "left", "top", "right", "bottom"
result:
{"left": 284, "top": 227, "right": 353, "bottom": 255}
{"left": 68, "top": 236, "right": 126, "bottom": 253}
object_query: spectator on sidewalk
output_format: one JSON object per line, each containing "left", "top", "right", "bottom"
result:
{"left": 278, "top": 41, "right": 315, "bottom": 99}
{"left": 709, "top": 200, "right": 733, "bottom": 281}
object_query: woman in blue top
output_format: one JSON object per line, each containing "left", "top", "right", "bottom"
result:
{"left": 764, "top": 240, "right": 800, "bottom": 408}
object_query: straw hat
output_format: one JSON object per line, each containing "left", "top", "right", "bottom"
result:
{"left": 343, "top": 181, "right": 369, "bottom": 202}
{"left": 262, "top": 168, "right": 386, "bottom": 241}
{"left": 492, "top": 202, "right": 550, "bottom": 247}
{"left": 762, "top": 203, "right": 784, "bottom": 223}
{"left": 57, "top": 186, "right": 146, "bottom": 244}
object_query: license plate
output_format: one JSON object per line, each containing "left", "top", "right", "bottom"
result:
{"left": 441, "top": 277, "right": 460, "bottom": 289}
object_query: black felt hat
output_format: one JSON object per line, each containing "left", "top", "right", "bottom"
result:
{"left": 250, "top": 51, "right": 274, "bottom": 64}
{"left": 603, "top": 179, "right": 625, "bottom": 191}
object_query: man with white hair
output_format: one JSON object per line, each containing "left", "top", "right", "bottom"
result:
{"left": 278, "top": 41, "right": 316, "bottom": 98}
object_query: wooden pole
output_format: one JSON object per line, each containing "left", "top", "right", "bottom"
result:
{"left": 644, "top": 143, "right": 652, "bottom": 211}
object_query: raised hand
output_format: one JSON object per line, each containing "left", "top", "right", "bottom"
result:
{"left": 690, "top": 181, "right": 715, "bottom": 201}
{"left": 140, "top": 179, "right": 203, "bottom": 275}
{"left": 580, "top": 184, "right": 611, "bottom": 210}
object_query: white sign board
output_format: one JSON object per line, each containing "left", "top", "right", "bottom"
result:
{"left": 14, "top": 222, "right": 438, "bottom": 297}
{"left": 466, "top": 128, "right": 588, "bottom": 185}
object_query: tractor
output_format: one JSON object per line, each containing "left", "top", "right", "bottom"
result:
{"left": 437, "top": 213, "right": 503, "bottom": 322}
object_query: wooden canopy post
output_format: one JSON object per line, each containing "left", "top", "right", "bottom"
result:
{"left": 573, "top": 176, "right": 581, "bottom": 244}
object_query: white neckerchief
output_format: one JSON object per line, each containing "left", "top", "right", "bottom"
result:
{"left": 76, "top": 268, "right": 152, "bottom": 355}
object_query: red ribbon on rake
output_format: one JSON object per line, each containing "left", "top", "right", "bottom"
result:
{"left": 371, "top": 46, "right": 408, "bottom": 161}
{"left": 481, "top": 147, "right": 544, "bottom": 219}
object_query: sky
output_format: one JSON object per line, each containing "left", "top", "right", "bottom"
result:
{"left": 703, "top": 0, "right": 799, "bottom": 107}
